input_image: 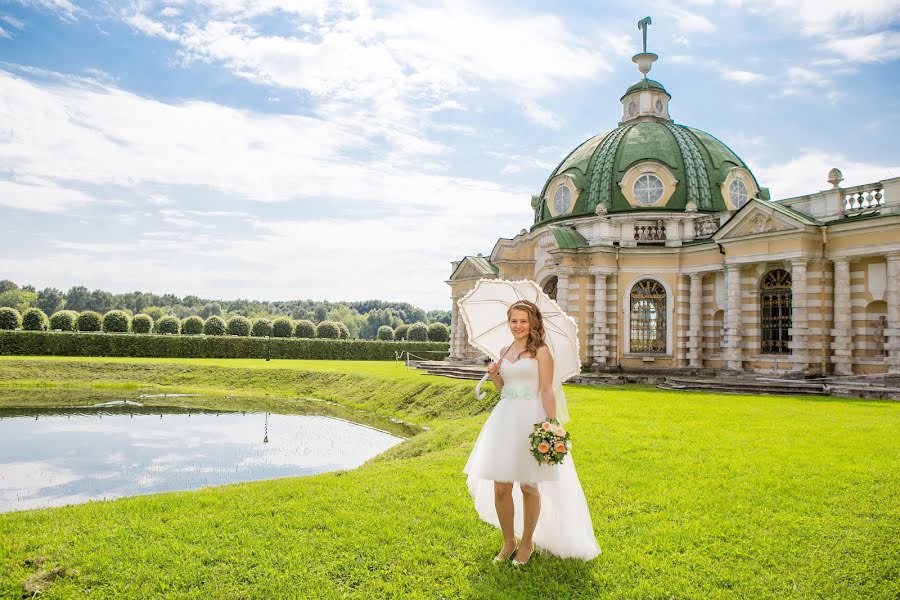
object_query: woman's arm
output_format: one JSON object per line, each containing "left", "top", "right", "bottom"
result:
{"left": 486, "top": 345, "right": 507, "bottom": 393}
{"left": 536, "top": 346, "right": 557, "bottom": 420}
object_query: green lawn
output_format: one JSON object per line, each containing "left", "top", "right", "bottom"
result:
{"left": 0, "top": 357, "right": 897, "bottom": 599}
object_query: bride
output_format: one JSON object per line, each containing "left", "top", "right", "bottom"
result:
{"left": 463, "top": 299, "right": 601, "bottom": 565}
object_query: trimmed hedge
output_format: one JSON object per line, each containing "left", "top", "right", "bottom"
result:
{"left": 131, "top": 314, "right": 153, "bottom": 334}
{"left": 0, "top": 330, "right": 449, "bottom": 360}
{"left": 377, "top": 325, "right": 394, "bottom": 341}
{"left": 203, "top": 316, "right": 226, "bottom": 336}
{"left": 294, "top": 320, "right": 316, "bottom": 339}
{"left": 272, "top": 317, "right": 293, "bottom": 338}
{"left": 76, "top": 311, "right": 102, "bottom": 332}
{"left": 427, "top": 322, "right": 449, "bottom": 342}
{"left": 250, "top": 318, "right": 272, "bottom": 337}
{"left": 157, "top": 315, "right": 180, "bottom": 335}
{"left": 226, "top": 316, "right": 251, "bottom": 337}
{"left": 0, "top": 307, "right": 21, "bottom": 331}
{"left": 394, "top": 324, "right": 409, "bottom": 340}
{"left": 22, "top": 308, "right": 49, "bottom": 331}
{"left": 337, "top": 323, "right": 350, "bottom": 339}
{"left": 407, "top": 322, "right": 428, "bottom": 342}
{"left": 102, "top": 310, "right": 130, "bottom": 333}
{"left": 317, "top": 321, "right": 340, "bottom": 339}
{"left": 181, "top": 316, "right": 204, "bottom": 335}
{"left": 49, "top": 310, "right": 78, "bottom": 332}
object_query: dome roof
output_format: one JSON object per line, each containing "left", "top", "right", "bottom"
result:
{"left": 532, "top": 120, "right": 760, "bottom": 226}
{"left": 621, "top": 78, "right": 669, "bottom": 98}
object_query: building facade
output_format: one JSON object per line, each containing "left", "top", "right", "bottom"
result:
{"left": 446, "top": 45, "right": 900, "bottom": 377}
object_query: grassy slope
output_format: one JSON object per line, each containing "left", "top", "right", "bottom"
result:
{"left": 0, "top": 357, "right": 898, "bottom": 599}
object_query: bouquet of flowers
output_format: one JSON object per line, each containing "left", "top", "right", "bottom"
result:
{"left": 529, "top": 418, "right": 571, "bottom": 466}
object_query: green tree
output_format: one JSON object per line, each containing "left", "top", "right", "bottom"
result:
{"left": 377, "top": 325, "right": 394, "bottom": 340}
{"left": 250, "top": 318, "right": 273, "bottom": 337}
{"left": 181, "top": 316, "right": 204, "bottom": 335}
{"left": 131, "top": 314, "right": 153, "bottom": 334}
{"left": 394, "top": 323, "right": 409, "bottom": 340}
{"left": 203, "top": 316, "right": 226, "bottom": 336}
{"left": 86, "top": 289, "right": 116, "bottom": 313}
{"left": 294, "top": 320, "right": 316, "bottom": 338}
{"left": 22, "top": 307, "right": 48, "bottom": 331}
{"left": 65, "top": 286, "right": 90, "bottom": 311}
{"left": 316, "top": 320, "right": 340, "bottom": 339}
{"left": 327, "top": 305, "right": 360, "bottom": 338}
{"left": 226, "top": 316, "right": 251, "bottom": 337}
{"left": 427, "top": 322, "right": 450, "bottom": 342}
{"left": 76, "top": 311, "right": 102, "bottom": 332}
{"left": 199, "top": 302, "right": 222, "bottom": 318}
{"left": 314, "top": 305, "right": 328, "bottom": 323}
{"left": 49, "top": 310, "right": 78, "bottom": 331}
{"left": 0, "top": 288, "right": 37, "bottom": 314}
{"left": 272, "top": 317, "right": 293, "bottom": 338}
{"left": 102, "top": 310, "right": 130, "bottom": 333}
{"left": 337, "top": 322, "right": 350, "bottom": 339}
{"left": 407, "top": 322, "right": 428, "bottom": 341}
{"left": 0, "top": 280, "right": 18, "bottom": 294}
{"left": 157, "top": 315, "right": 180, "bottom": 335}
{"left": 36, "top": 287, "right": 65, "bottom": 315}
{"left": 0, "top": 307, "right": 22, "bottom": 330}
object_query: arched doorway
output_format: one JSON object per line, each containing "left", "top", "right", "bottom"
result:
{"left": 760, "top": 269, "right": 792, "bottom": 354}
{"left": 542, "top": 276, "right": 558, "bottom": 301}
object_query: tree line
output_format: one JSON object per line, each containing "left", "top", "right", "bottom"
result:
{"left": 0, "top": 280, "right": 450, "bottom": 341}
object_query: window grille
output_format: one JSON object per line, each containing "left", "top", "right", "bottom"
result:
{"left": 630, "top": 279, "right": 666, "bottom": 353}
{"left": 760, "top": 269, "right": 792, "bottom": 354}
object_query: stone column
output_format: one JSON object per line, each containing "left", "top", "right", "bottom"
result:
{"left": 830, "top": 258, "right": 853, "bottom": 376}
{"left": 556, "top": 272, "right": 571, "bottom": 314}
{"left": 592, "top": 272, "right": 608, "bottom": 365}
{"left": 790, "top": 259, "right": 809, "bottom": 373}
{"left": 688, "top": 273, "right": 704, "bottom": 368}
{"left": 723, "top": 265, "right": 743, "bottom": 371}
{"left": 887, "top": 254, "right": 900, "bottom": 374}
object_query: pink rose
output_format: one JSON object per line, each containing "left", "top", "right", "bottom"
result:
{"left": 555, "top": 426, "right": 566, "bottom": 437}
{"left": 538, "top": 441, "right": 550, "bottom": 454}
{"left": 541, "top": 422, "right": 551, "bottom": 431}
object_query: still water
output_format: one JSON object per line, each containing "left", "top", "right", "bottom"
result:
{"left": 0, "top": 404, "right": 405, "bottom": 512}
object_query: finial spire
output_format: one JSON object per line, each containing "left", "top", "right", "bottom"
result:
{"left": 632, "top": 16, "right": 658, "bottom": 79}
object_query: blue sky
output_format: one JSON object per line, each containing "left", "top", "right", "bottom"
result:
{"left": 1, "top": 0, "right": 898, "bottom": 310}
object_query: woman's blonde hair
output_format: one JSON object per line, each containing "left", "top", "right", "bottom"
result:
{"left": 506, "top": 300, "right": 546, "bottom": 360}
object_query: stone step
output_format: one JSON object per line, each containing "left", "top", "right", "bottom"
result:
{"left": 660, "top": 377, "right": 825, "bottom": 396}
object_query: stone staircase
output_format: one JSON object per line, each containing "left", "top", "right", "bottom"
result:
{"left": 414, "top": 360, "right": 487, "bottom": 380}
{"left": 658, "top": 376, "right": 826, "bottom": 396}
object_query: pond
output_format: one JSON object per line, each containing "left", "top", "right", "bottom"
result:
{"left": 0, "top": 402, "right": 406, "bottom": 512}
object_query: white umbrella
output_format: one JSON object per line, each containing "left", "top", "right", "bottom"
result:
{"left": 457, "top": 278, "right": 581, "bottom": 410}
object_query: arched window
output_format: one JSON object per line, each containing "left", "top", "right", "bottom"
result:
{"left": 760, "top": 269, "right": 792, "bottom": 354}
{"left": 630, "top": 279, "right": 666, "bottom": 353}
{"left": 543, "top": 276, "right": 558, "bottom": 301}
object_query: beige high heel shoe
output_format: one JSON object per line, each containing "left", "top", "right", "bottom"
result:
{"left": 511, "top": 543, "right": 534, "bottom": 566}
{"left": 493, "top": 543, "right": 518, "bottom": 563}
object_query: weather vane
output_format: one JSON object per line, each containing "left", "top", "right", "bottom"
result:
{"left": 638, "top": 16, "right": 652, "bottom": 53}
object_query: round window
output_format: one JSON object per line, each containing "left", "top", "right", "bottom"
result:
{"left": 633, "top": 174, "right": 664, "bottom": 205}
{"left": 553, "top": 184, "right": 572, "bottom": 214}
{"left": 729, "top": 179, "right": 749, "bottom": 208}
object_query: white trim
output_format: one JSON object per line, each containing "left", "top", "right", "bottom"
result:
{"left": 622, "top": 275, "right": 674, "bottom": 355}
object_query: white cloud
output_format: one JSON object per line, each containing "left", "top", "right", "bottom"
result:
{"left": 725, "top": 0, "right": 900, "bottom": 36}
{"left": 1, "top": 14, "right": 25, "bottom": 29}
{"left": 19, "top": 0, "right": 80, "bottom": 22}
{"left": 820, "top": 30, "right": 900, "bottom": 64}
{"left": 720, "top": 68, "right": 766, "bottom": 84}
{"left": 755, "top": 151, "right": 900, "bottom": 199}
{"left": 0, "top": 179, "right": 95, "bottom": 212}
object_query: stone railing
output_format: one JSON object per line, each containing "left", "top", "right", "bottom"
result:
{"left": 634, "top": 221, "right": 666, "bottom": 242}
{"left": 843, "top": 184, "right": 885, "bottom": 215}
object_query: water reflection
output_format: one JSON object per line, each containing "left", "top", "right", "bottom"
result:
{"left": 0, "top": 406, "right": 404, "bottom": 512}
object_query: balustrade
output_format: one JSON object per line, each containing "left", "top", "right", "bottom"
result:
{"left": 634, "top": 221, "right": 666, "bottom": 242}
{"left": 843, "top": 185, "right": 885, "bottom": 214}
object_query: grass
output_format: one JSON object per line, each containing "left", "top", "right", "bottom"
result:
{"left": 0, "top": 356, "right": 898, "bottom": 599}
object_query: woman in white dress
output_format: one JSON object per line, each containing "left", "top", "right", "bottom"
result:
{"left": 463, "top": 300, "right": 601, "bottom": 565}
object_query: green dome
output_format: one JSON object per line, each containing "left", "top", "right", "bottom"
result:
{"left": 621, "top": 78, "right": 669, "bottom": 99}
{"left": 532, "top": 121, "right": 759, "bottom": 226}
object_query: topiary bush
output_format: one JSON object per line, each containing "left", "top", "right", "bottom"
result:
{"left": 294, "top": 320, "right": 316, "bottom": 339}
{"left": 272, "top": 317, "right": 293, "bottom": 338}
{"left": 394, "top": 323, "right": 409, "bottom": 341}
{"left": 22, "top": 308, "right": 49, "bottom": 331}
{"left": 377, "top": 325, "right": 394, "bottom": 341}
{"left": 49, "top": 310, "right": 77, "bottom": 331}
{"left": 226, "top": 316, "right": 251, "bottom": 337}
{"left": 203, "top": 316, "right": 226, "bottom": 336}
{"left": 76, "top": 311, "right": 102, "bottom": 332}
{"left": 181, "top": 315, "right": 203, "bottom": 335}
{"left": 102, "top": 310, "right": 130, "bottom": 333}
{"left": 250, "top": 318, "right": 273, "bottom": 337}
{"left": 316, "top": 320, "right": 340, "bottom": 339}
{"left": 337, "top": 323, "right": 350, "bottom": 339}
{"left": 407, "top": 322, "right": 428, "bottom": 341}
{"left": 156, "top": 315, "right": 180, "bottom": 335}
{"left": 131, "top": 314, "right": 153, "bottom": 334}
{"left": 427, "top": 322, "right": 450, "bottom": 342}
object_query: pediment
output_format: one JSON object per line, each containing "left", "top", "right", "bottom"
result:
{"left": 449, "top": 256, "right": 499, "bottom": 281}
{"left": 714, "top": 199, "right": 811, "bottom": 242}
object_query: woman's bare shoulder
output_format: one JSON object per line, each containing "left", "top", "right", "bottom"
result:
{"left": 535, "top": 344, "right": 552, "bottom": 358}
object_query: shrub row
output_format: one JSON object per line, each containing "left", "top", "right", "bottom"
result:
{"left": 0, "top": 307, "right": 450, "bottom": 342}
{"left": 0, "top": 331, "right": 450, "bottom": 361}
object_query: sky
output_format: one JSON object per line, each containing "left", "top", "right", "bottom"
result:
{"left": 1, "top": 0, "right": 899, "bottom": 311}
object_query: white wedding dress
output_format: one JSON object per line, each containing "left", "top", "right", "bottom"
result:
{"left": 463, "top": 356, "right": 601, "bottom": 560}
